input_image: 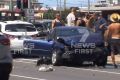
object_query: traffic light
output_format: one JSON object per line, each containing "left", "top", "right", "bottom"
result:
{"left": 17, "top": 0, "right": 21, "bottom": 9}
{"left": 23, "top": 0, "right": 28, "bottom": 9}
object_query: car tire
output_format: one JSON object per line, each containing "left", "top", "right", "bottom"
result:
{"left": 94, "top": 48, "right": 108, "bottom": 67}
{"left": 52, "top": 49, "right": 62, "bottom": 66}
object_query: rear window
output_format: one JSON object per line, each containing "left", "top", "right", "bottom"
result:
{"left": 5, "top": 24, "right": 36, "bottom": 32}
{"left": 34, "top": 23, "right": 43, "bottom": 28}
{"left": 34, "top": 23, "right": 47, "bottom": 31}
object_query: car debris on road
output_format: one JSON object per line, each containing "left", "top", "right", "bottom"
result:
{"left": 36, "top": 56, "right": 55, "bottom": 72}
{"left": 38, "top": 65, "right": 55, "bottom": 72}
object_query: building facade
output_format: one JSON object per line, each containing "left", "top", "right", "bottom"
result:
{"left": 96, "top": 0, "right": 120, "bottom": 5}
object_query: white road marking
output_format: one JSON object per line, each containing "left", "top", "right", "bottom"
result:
{"left": 11, "top": 74, "right": 47, "bottom": 80}
{"left": 66, "top": 67, "right": 120, "bottom": 75}
{"left": 13, "top": 58, "right": 38, "bottom": 64}
{"left": 13, "top": 59, "right": 37, "bottom": 63}
{"left": 14, "top": 58, "right": 37, "bottom": 62}
{"left": 14, "top": 60, "right": 35, "bottom": 64}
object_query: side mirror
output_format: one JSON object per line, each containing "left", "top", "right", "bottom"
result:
{"left": 48, "top": 39, "right": 52, "bottom": 42}
{"left": 57, "top": 37, "right": 65, "bottom": 44}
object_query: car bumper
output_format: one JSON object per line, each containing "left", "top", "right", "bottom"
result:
{"left": 62, "top": 47, "right": 107, "bottom": 61}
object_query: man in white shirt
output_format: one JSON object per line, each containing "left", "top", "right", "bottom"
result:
{"left": 66, "top": 8, "right": 76, "bottom": 26}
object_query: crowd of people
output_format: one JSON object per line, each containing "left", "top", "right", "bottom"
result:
{"left": 0, "top": 8, "right": 119, "bottom": 80}
{"left": 52, "top": 8, "right": 120, "bottom": 68}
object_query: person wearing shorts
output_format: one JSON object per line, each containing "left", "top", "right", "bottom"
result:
{"left": 110, "top": 39, "right": 120, "bottom": 55}
{"left": 104, "top": 13, "right": 120, "bottom": 68}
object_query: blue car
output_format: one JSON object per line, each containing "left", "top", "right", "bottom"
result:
{"left": 23, "top": 26, "right": 108, "bottom": 66}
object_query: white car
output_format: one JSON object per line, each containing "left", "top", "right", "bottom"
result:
{"left": 0, "top": 20, "right": 38, "bottom": 54}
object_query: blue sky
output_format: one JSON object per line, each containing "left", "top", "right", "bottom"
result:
{"left": 38, "top": 0, "right": 96, "bottom": 7}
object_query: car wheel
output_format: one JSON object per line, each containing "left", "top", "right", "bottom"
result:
{"left": 94, "top": 49, "right": 108, "bottom": 67}
{"left": 52, "top": 49, "right": 62, "bottom": 66}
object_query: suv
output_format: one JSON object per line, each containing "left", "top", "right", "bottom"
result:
{"left": 0, "top": 20, "right": 38, "bottom": 54}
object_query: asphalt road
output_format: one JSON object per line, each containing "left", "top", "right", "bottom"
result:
{"left": 10, "top": 58, "right": 120, "bottom": 80}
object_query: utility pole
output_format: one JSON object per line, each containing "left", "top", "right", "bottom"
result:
{"left": 57, "top": 0, "right": 59, "bottom": 10}
{"left": 10, "top": 0, "right": 14, "bottom": 20}
{"left": 60, "top": 0, "right": 62, "bottom": 15}
{"left": 10, "top": 0, "right": 13, "bottom": 11}
{"left": 64, "top": 0, "right": 66, "bottom": 11}
{"left": 28, "top": 0, "right": 31, "bottom": 9}
{"left": 21, "top": 0, "right": 24, "bottom": 20}
{"left": 27, "top": 0, "right": 35, "bottom": 23}
{"left": 88, "top": 0, "right": 90, "bottom": 13}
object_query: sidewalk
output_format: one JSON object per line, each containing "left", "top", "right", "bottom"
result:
{"left": 107, "top": 55, "right": 120, "bottom": 64}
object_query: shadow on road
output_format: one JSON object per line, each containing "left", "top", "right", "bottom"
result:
{"left": 62, "top": 61, "right": 120, "bottom": 69}
{"left": 12, "top": 54, "right": 39, "bottom": 59}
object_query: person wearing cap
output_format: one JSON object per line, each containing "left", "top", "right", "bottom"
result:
{"left": 51, "top": 13, "right": 64, "bottom": 29}
{"left": 66, "top": 8, "right": 76, "bottom": 26}
{"left": 104, "top": 13, "right": 120, "bottom": 68}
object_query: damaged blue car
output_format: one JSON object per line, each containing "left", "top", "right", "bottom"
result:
{"left": 23, "top": 26, "right": 108, "bottom": 66}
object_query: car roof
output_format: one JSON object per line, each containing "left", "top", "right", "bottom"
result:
{"left": 34, "top": 19, "right": 52, "bottom": 23}
{"left": 54, "top": 26, "right": 87, "bottom": 30}
{"left": 0, "top": 20, "right": 33, "bottom": 25}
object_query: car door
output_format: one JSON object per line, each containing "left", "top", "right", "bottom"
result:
{"left": 23, "top": 39, "right": 54, "bottom": 56}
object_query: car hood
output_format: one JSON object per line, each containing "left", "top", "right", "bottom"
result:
{"left": 59, "top": 33, "right": 104, "bottom": 46}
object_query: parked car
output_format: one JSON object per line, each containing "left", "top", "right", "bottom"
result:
{"left": 0, "top": 20, "right": 38, "bottom": 54}
{"left": 23, "top": 26, "right": 108, "bottom": 66}
{"left": 33, "top": 20, "right": 52, "bottom": 37}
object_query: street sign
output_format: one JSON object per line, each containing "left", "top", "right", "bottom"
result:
{"left": 26, "top": 9, "right": 34, "bottom": 16}
{"left": 25, "top": 9, "right": 35, "bottom": 23}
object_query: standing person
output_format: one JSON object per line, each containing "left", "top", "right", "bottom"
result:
{"left": 76, "top": 17, "right": 86, "bottom": 27}
{"left": 52, "top": 13, "right": 64, "bottom": 29}
{"left": 86, "top": 13, "right": 97, "bottom": 32}
{"left": 0, "top": 34, "right": 13, "bottom": 80}
{"left": 83, "top": 13, "right": 91, "bottom": 26}
{"left": 66, "top": 8, "right": 76, "bottom": 26}
{"left": 95, "top": 14, "right": 107, "bottom": 34}
{"left": 104, "top": 13, "right": 120, "bottom": 68}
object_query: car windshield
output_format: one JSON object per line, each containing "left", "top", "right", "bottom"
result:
{"left": 56, "top": 28, "right": 87, "bottom": 37}
{"left": 43, "top": 22, "right": 52, "bottom": 29}
{"left": 34, "top": 23, "right": 48, "bottom": 30}
{"left": 34, "top": 23, "right": 43, "bottom": 28}
{"left": 5, "top": 24, "right": 36, "bottom": 32}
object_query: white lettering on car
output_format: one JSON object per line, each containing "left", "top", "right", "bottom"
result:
{"left": 79, "top": 30, "right": 89, "bottom": 42}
